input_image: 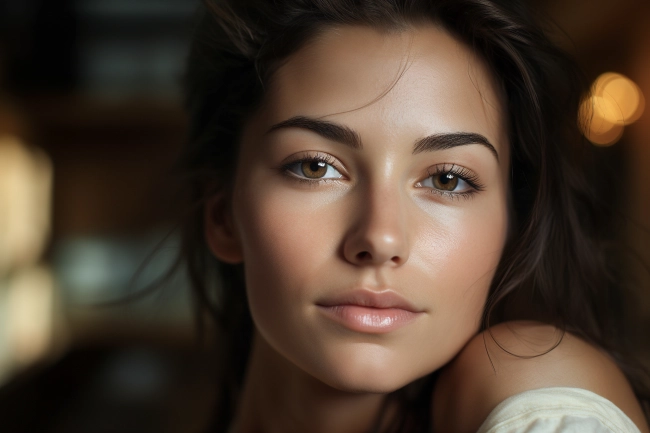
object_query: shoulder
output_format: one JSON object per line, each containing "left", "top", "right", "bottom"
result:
{"left": 431, "top": 321, "right": 649, "bottom": 433}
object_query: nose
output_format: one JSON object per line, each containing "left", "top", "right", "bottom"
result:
{"left": 342, "top": 185, "right": 410, "bottom": 267}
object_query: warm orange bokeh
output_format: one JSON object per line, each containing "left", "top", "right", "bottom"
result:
{"left": 580, "top": 72, "right": 645, "bottom": 146}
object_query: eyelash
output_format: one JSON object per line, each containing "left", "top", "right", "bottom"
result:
{"left": 422, "top": 163, "right": 485, "bottom": 201}
{"left": 280, "top": 153, "right": 485, "bottom": 200}
{"left": 280, "top": 152, "right": 343, "bottom": 186}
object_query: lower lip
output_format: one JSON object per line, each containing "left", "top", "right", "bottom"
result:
{"left": 317, "top": 305, "right": 420, "bottom": 334}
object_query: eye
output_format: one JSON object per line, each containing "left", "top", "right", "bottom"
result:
{"left": 420, "top": 172, "right": 470, "bottom": 192}
{"left": 284, "top": 157, "right": 343, "bottom": 180}
{"left": 416, "top": 164, "right": 484, "bottom": 198}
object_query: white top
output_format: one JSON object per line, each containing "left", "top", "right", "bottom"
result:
{"left": 225, "top": 387, "right": 642, "bottom": 433}
{"left": 477, "top": 387, "right": 642, "bottom": 433}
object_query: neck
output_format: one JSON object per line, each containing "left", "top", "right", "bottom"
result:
{"left": 231, "top": 331, "right": 395, "bottom": 433}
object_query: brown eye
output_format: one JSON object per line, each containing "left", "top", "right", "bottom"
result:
{"left": 418, "top": 165, "right": 480, "bottom": 197}
{"left": 301, "top": 160, "right": 328, "bottom": 178}
{"left": 285, "top": 157, "right": 343, "bottom": 180}
{"left": 432, "top": 173, "right": 459, "bottom": 191}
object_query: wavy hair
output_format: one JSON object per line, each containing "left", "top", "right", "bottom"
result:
{"left": 177, "top": 0, "right": 650, "bottom": 430}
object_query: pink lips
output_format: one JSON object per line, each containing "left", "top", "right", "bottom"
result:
{"left": 316, "top": 289, "right": 423, "bottom": 334}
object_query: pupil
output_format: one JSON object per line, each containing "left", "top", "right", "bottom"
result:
{"left": 433, "top": 172, "right": 458, "bottom": 191}
{"left": 302, "top": 160, "right": 328, "bottom": 178}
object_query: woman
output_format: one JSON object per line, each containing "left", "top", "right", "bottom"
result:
{"left": 177, "top": 0, "right": 650, "bottom": 431}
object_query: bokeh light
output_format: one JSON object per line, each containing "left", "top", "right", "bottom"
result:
{"left": 580, "top": 72, "right": 645, "bottom": 146}
{"left": 0, "top": 136, "right": 53, "bottom": 273}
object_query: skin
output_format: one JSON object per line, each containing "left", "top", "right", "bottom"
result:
{"left": 205, "top": 23, "right": 649, "bottom": 433}
{"left": 434, "top": 322, "right": 650, "bottom": 433}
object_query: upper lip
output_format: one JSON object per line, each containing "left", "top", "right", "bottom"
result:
{"left": 316, "top": 288, "right": 423, "bottom": 313}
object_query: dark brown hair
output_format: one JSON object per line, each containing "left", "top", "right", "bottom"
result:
{"left": 177, "top": 0, "right": 650, "bottom": 430}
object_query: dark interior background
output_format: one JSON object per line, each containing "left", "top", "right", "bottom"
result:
{"left": 0, "top": 0, "right": 648, "bottom": 432}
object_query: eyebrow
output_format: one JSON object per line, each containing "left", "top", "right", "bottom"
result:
{"left": 268, "top": 116, "right": 362, "bottom": 149}
{"left": 267, "top": 116, "right": 499, "bottom": 161}
{"left": 413, "top": 132, "right": 499, "bottom": 161}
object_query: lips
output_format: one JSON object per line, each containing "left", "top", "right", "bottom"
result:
{"left": 316, "top": 289, "right": 423, "bottom": 334}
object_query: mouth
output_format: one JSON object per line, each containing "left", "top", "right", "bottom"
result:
{"left": 316, "top": 289, "right": 424, "bottom": 334}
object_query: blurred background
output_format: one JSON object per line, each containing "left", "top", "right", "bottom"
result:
{"left": 0, "top": 0, "right": 648, "bottom": 432}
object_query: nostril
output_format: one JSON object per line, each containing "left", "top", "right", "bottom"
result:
{"left": 357, "top": 251, "right": 371, "bottom": 260}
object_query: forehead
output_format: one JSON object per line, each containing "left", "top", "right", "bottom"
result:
{"left": 257, "top": 24, "right": 508, "bottom": 158}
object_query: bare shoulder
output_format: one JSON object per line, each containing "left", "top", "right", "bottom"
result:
{"left": 432, "top": 321, "right": 649, "bottom": 433}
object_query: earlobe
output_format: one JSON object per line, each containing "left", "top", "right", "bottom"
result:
{"left": 204, "top": 192, "right": 244, "bottom": 264}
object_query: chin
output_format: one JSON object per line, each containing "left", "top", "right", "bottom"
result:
{"left": 307, "top": 346, "right": 429, "bottom": 394}
{"left": 322, "top": 367, "right": 423, "bottom": 394}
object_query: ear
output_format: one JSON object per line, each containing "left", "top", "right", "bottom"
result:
{"left": 204, "top": 192, "right": 243, "bottom": 264}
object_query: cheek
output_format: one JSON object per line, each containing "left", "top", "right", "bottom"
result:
{"left": 232, "top": 183, "right": 356, "bottom": 374}
{"left": 233, "top": 184, "right": 338, "bottom": 316}
{"left": 414, "top": 199, "right": 508, "bottom": 326}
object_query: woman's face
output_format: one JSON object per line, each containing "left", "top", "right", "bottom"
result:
{"left": 211, "top": 24, "right": 510, "bottom": 392}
